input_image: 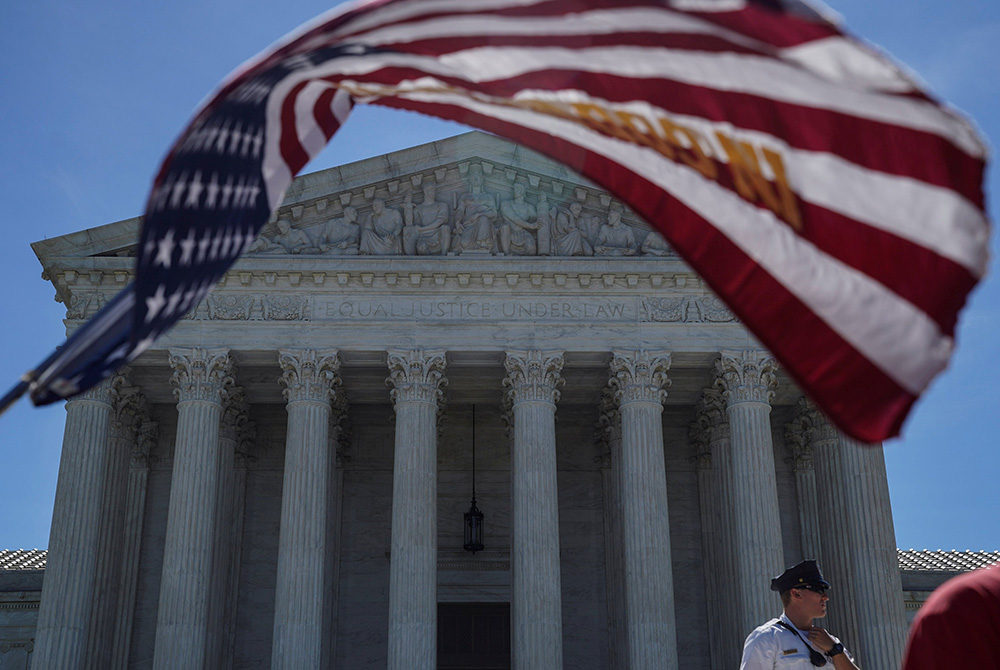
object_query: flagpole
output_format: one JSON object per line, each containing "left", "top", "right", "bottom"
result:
{"left": 0, "top": 379, "right": 30, "bottom": 417}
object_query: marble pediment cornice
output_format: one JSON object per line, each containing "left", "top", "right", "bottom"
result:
{"left": 32, "top": 131, "right": 672, "bottom": 267}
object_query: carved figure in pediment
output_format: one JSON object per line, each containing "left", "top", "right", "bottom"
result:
{"left": 535, "top": 192, "right": 555, "bottom": 255}
{"left": 594, "top": 207, "right": 638, "bottom": 256}
{"left": 548, "top": 200, "right": 594, "bottom": 257}
{"left": 402, "top": 181, "right": 451, "bottom": 256}
{"left": 360, "top": 198, "right": 403, "bottom": 255}
{"left": 318, "top": 206, "right": 360, "bottom": 255}
{"left": 247, "top": 232, "right": 282, "bottom": 254}
{"left": 274, "top": 218, "right": 318, "bottom": 254}
{"left": 641, "top": 230, "right": 672, "bottom": 256}
{"left": 451, "top": 165, "right": 498, "bottom": 254}
{"left": 499, "top": 183, "right": 539, "bottom": 256}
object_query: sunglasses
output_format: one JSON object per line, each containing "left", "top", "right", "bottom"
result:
{"left": 796, "top": 584, "right": 828, "bottom": 596}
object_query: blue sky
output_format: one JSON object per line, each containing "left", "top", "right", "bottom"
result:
{"left": 0, "top": 1, "right": 996, "bottom": 552}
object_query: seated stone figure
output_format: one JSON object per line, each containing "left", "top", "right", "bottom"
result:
{"left": 452, "top": 165, "right": 498, "bottom": 254}
{"left": 547, "top": 200, "right": 593, "bottom": 257}
{"left": 641, "top": 230, "right": 672, "bottom": 256}
{"left": 317, "top": 206, "right": 360, "bottom": 255}
{"left": 403, "top": 181, "right": 451, "bottom": 256}
{"left": 594, "top": 208, "right": 638, "bottom": 256}
{"left": 246, "top": 232, "right": 282, "bottom": 254}
{"left": 360, "top": 198, "right": 403, "bottom": 255}
{"left": 499, "top": 183, "right": 539, "bottom": 256}
{"left": 273, "top": 218, "right": 318, "bottom": 254}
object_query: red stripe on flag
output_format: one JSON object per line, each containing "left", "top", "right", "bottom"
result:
{"left": 313, "top": 87, "right": 341, "bottom": 140}
{"left": 340, "top": 64, "right": 985, "bottom": 208}
{"left": 372, "top": 96, "right": 930, "bottom": 441}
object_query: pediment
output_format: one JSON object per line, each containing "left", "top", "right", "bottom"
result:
{"left": 32, "top": 131, "right": 672, "bottom": 265}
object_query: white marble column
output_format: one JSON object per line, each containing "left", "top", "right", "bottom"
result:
{"left": 153, "top": 348, "right": 233, "bottom": 670}
{"left": 504, "top": 350, "right": 564, "bottom": 670}
{"left": 222, "top": 401, "right": 254, "bottom": 670}
{"left": 598, "top": 392, "right": 627, "bottom": 670}
{"left": 386, "top": 349, "right": 447, "bottom": 670}
{"left": 111, "top": 420, "right": 157, "bottom": 670}
{"left": 609, "top": 350, "right": 678, "bottom": 670}
{"left": 800, "top": 403, "right": 908, "bottom": 669}
{"left": 785, "top": 403, "right": 821, "bottom": 562}
{"left": 691, "top": 389, "right": 739, "bottom": 670}
{"left": 32, "top": 378, "right": 115, "bottom": 670}
{"left": 87, "top": 373, "right": 146, "bottom": 670}
{"left": 206, "top": 388, "right": 251, "bottom": 670}
{"left": 715, "top": 350, "right": 784, "bottom": 637}
{"left": 271, "top": 350, "right": 340, "bottom": 670}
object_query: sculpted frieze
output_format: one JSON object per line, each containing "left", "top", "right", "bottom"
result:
{"left": 185, "top": 293, "right": 309, "bottom": 321}
{"left": 641, "top": 296, "right": 737, "bottom": 323}
{"left": 243, "top": 159, "right": 678, "bottom": 260}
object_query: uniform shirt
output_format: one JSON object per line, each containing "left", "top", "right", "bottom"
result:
{"left": 740, "top": 613, "right": 853, "bottom": 669}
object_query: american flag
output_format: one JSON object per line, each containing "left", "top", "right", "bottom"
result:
{"left": 3, "top": 0, "right": 988, "bottom": 442}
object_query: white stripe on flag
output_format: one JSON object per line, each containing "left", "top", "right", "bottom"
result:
{"left": 392, "top": 86, "right": 955, "bottom": 393}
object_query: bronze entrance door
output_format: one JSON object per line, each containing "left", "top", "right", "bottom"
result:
{"left": 437, "top": 602, "right": 510, "bottom": 670}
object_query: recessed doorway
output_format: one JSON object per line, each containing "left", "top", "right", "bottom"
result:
{"left": 437, "top": 602, "right": 510, "bottom": 670}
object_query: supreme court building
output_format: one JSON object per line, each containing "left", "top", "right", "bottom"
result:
{"left": 25, "top": 132, "right": 911, "bottom": 669}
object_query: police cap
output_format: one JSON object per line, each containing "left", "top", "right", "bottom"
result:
{"left": 770, "top": 559, "right": 831, "bottom": 592}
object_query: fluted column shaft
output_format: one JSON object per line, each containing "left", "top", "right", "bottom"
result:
{"left": 598, "top": 397, "right": 627, "bottom": 670}
{"left": 111, "top": 421, "right": 157, "bottom": 670}
{"left": 716, "top": 351, "right": 783, "bottom": 637}
{"left": 504, "top": 350, "right": 564, "bottom": 670}
{"left": 387, "top": 349, "right": 447, "bottom": 670}
{"left": 88, "top": 376, "right": 146, "bottom": 670}
{"left": 271, "top": 351, "right": 340, "bottom": 670}
{"left": 786, "top": 415, "right": 821, "bottom": 562}
{"left": 806, "top": 410, "right": 907, "bottom": 669}
{"left": 692, "top": 389, "right": 740, "bottom": 669}
{"left": 153, "top": 348, "right": 233, "bottom": 670}
{"left": 610, "top": 351, "right": 678, "bottom": 670}
{"left": 33, "top": 380, "right": 114, "bottom": 670}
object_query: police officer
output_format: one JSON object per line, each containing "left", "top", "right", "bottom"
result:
{"left": 740, "top": 560, "right": 860, "bottom": 669}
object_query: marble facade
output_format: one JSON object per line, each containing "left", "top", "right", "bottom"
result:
{"left": 25, "top": 131, "right": 910, "bottom": 669}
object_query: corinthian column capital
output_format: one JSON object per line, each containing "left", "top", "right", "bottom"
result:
{"left": 503, "top": 350, "right": 564, "bottom": 406}
{"left": 714, "top": 350, "right": 777, "bottom": 406}
{"left": 609, "top": 350, "right": 671, "bottom": 406}
{"left": 793, "top": 396, "right": 839, "bottom": 447}
{"left": 110, "top": 369, "right": 148, "bottom": 441}
{"left": 278, "top": 349, "right": 340, "bottom": 404}
{"left": 386, "top": 349, "right": 447, "bottom": 406}
{"left": 169, "top": 348, "right": 234, "bottom": 404}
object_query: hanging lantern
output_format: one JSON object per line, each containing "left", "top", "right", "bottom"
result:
{"left": 463, "top": 404, "right": 485, "bottom": 553}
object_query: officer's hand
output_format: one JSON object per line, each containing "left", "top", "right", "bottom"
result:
{"left": 806, "top": 627, "right": 835, "bottom": 653}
